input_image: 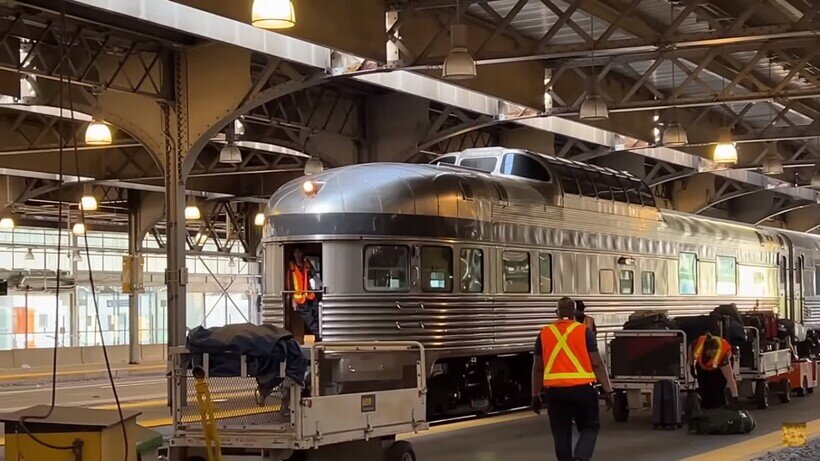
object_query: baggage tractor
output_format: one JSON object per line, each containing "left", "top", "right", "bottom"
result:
{"left": 688, "top": 408, "right": 756, "bottom": 435}
{"left": 652, "top": 379, "right": 682, "bottom": 429}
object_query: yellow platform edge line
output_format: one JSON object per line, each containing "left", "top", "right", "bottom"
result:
{"left": 0, "top": 364, "right": 165, "bottom": 381}
{"left": 681, "top": 418, "right": 820, "bottom": 461}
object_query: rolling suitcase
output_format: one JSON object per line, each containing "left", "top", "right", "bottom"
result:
{"left": 652, "top": 379, "right": 682, "bottom": 429}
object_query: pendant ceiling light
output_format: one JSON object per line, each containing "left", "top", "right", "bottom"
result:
{"left": 228, "top": 257, "right": 237, "bottom": 269}
{"left": 254, "top": 212, "right": 266, "bottom": 227}
{"left": 304, "top": 157, "right": 324, "bottom": 175}
{"left": 85, "top": 120, "right": 112, "bottom": 146}
{"left": 80, "top": 184, "right": 98, "bottom": 211}
{"left": 25, "top": 248, "right": 34, "bottom": 261}
{"left": 252, "top": 0, "right": 296, "bottom": 30}
{"left": 219, "top": 123, "right": 242, "bottom": 164}
{"left": 762, "top": 143, "right": 783, "bottom": 175}
{"left": 73, "top": 250, "right": 83, "bottom": 263}
{"left": 442, "top": 24, "right": 476, "bottom": 80}
{"left": 185, "top": 197, "right": 201, "bottom": 221}
{"left": 811, "top": 170, "right": 820, "bottom": 189}
{"left": 72, "top": 222, "right": 86, "bottom": 236}
{"left": 713, "top": 126, "right": 738, "bottom": 164}
{"left": 579, "top": 94, "right": 609, "bottom": 121}
{"left": 662, "top": 122, "right": 688, "bottom": 146}
{"left": 0, "top": 215, "right": 14, "bottom": 231}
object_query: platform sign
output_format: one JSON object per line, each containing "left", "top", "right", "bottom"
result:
{"left": 782, "top": 422, "right": 807, "bottom": 447}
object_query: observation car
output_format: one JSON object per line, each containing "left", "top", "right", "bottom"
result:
{"left": 260, "top": 147, "right": 820, "bottom": 417}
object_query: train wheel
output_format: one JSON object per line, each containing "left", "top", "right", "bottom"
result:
{"left": 796, "top": 377, "right": 808, "bottom": 397}
{"left": 612, "top": 392, "right": 629, "bottom": 423}
{"left": 384, "top": 441, "right": 416, "bottom": 461}
{"left": 755, "top": 381, "right": 769, "bottom": 409}
{"left": 778, "top": 380, "right": 791, "bottom": 404}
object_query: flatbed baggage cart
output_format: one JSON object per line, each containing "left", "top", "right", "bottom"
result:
{"left": 738, "top": 327, "right": 792, "bottom": 409}
{"left": 604, "top": 330, "right": 699, "bottom": 426}
{"left": 168, "top": 341, "right": 428, "bottom": 461}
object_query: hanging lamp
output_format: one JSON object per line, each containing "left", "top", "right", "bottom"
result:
{"left": 252, "top": 0, "right": 296, "bottom": 29}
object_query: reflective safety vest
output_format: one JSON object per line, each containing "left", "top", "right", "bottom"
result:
{"left": 693, "top": 335, "right": 732, "bottom": 371}
{"left": 289, "top": 260, "right": 315, "bottom": 305}
{"left": 540, "top": 320, "right": 596, "bottom": 388}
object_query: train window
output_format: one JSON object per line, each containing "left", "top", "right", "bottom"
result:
{"left": 716, "top": 256, "right": 737, "bottom": 295}
{"left": 500, "top": 154, "right": 551, "bottom": 182}
{"left": 619, "top": 270, "right": 634, "bottom": 294}
{"left": 433, "top": 156, "right": 456, "bottom": 165}
{"left": 460, "top": 248, "right": 484, "bottom": 293}
{"left": 502, "top": 251, "right": 530, "bottom": 293}
{"left": 575, "top": 169, "right": 598, "bottom": 197}
{"left": 815, "top": 265, "right": 820, "bottom": 295}
{"left": 539, "top": 253, "right": 553, "bottom": 293}
{"left": 460, "top": 157, "right": 497, "bottom": 173}
{"left": 642, "top": 271, "right": 655, "bottom": 295}
{"left": 599, "top": 269, "right": 615, "bottom": 294}
{"left": 637, "top": 182, "right": 656, "bottom": 207}
{"left": 545, "top": 162, "right": 580, "bottom": 194}
{"left": 364, "top": 245, "right": 409, "bottom": 292}
{"left": 421, "top": 246, "right": 453, "bottom": 292}
{"left": 679, "top": 252, "right": 698, "bottom": 295}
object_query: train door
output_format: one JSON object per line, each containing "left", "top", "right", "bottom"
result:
{"left": 779, "top": 254, "right": 791, "bottom": 319}
{"left": 796, "top": 255, "right": 805, "bottom": 323}
{"left": 282, "top": 242, "right": 323, "bottom": 343}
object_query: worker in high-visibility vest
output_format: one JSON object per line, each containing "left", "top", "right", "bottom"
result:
{"left": 692, "top": 332, "right": 739, "bottom": 410}
{"left": 531, "top": 297, "right": 614, "bottom": 461}
{"left": 288, "top": 247, "right": 321, "bottom": 341}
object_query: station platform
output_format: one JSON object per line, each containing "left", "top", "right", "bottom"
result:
{"left": 0, "top": 360, "right": 165, "bottom": 385}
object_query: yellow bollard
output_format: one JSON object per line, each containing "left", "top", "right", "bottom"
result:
{"left": 782, "top": 422, "right": 807, "bottom": 447}
{"left": 193, "top": 366, "right": 224, "bottom": 461}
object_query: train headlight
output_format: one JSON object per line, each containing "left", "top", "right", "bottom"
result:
{"left": 303, "top": 180, "right": 320, "bottom": 195}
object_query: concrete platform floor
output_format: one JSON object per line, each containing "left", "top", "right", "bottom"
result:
{"left": 0, "top": 374, "right": 818, "bottom": 460}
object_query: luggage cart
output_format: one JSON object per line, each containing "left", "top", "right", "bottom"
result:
{"left": 168, "top": 341, "right": 428, "bottom": 461}
{"left": 738, "top": 327, "right": 792, "bottom": 409}
{"left": 604, "top": 330, "right": 699, "bottom": 426}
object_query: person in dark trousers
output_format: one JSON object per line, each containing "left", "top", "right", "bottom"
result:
{"left": 532, "top": 297, "right": 614, "bottom": 461}
{"left": 692, "top": 332, "right": 739, "bottom": 409}
{"left": 288, "top": 247, "right": 321, "bottom": 341}
{"left": 575, "top": 300, "right": 597, "bottom": 335}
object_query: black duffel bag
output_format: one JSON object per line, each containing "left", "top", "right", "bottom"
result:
{"left": 624, "top": 312, "right": 676, "bottom": 331}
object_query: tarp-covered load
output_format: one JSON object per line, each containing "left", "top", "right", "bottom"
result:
{"left": 185, "top": 323, "right": 308, "bottom": 386}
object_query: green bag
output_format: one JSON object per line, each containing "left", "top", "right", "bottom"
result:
{"left": 688, "top": 408, "right": 756, "bottom": 435}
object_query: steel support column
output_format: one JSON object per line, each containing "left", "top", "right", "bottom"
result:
{"left": 127, "top": 192, "right": 142, "bottom": 364}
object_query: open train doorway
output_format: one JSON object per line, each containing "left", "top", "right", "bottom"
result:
{"left": 282, "top": 242, "right": 323, "bottom": 344}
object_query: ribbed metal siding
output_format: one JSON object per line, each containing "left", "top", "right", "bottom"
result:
{"left": 805, "top": 297, "right": 820, "bottom": 328}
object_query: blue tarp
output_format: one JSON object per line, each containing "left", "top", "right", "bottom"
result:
{"left": 185, "top": 323, "right": 307, "bottom": 386}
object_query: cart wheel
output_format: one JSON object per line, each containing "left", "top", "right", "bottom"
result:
{"left": 755, "top": 381, "right": 769, "bottom": 409}
{"left": 384, "top": 441, "right": 416, "bottom": 461}
{"left": 255, "top": 388, "right": 267, "bottom": 406}
{"left": 808, "top": 387, "right": 815, "bottom": 395}
{"left": 612, "top": 392, "right": 629, "bottom": 423}
{"left": 778, "top": 379, "right": 792, "bottom": 404}
{"left": 796, "top": 377, "right": 808, "bottom": 397}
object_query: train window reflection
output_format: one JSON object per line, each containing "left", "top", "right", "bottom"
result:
{"left": 619, "top": 270, "right": 634, "bottom": 294}
{"left": 641, "top": 271, "right": 655, "bottom": 295}
{"left": 460, "top": 157, "right": 497, "bottom": 173}
{"left": 364, "top": 245, "right": 409, "bottom": 292}
{"left": 539, "top": 253, "right": 553, "bottom": 293}
{"left": 502, "top": 251, "right": 530, "bottom": 293}
{"left": 500, "top": 154, "right": 551, "bottom": 182}
{"left": 600, "top": 269, "right": 615, "bottom": 294}
{"left": 460, "top": 248, "right": 484, "bottom": 293}
{"left": 679, "top": 252, "right": 698, "bottom": 295}
{"left": 421, "top": 246, "right": 453, "bottom": 292}
{"left": 716, "top": 256, "right": 737, "bottom": 295}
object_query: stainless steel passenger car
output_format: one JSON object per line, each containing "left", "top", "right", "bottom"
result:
{"left": 260, "top": 147, "right": 820, "bottom": 417}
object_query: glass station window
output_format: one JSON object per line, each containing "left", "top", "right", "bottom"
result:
{"left": 421, "top": 246, "right": 453, "bottom": 292}
{"left": 642, "top": 271, "right": 655, "bottom": 295}
{"left": 539, "top": 253, "right": 553, "bottom": 293}
{"left": 716, "top": 256, "right": 737, "bottom": 295}
{"left": 460, "top": 248, "right": 484, "bottom": 293}
{"left": 433, "top": 156, "right": 456, "bottom": 165}
{"left": 619, "top": 270, "right": 634, "bottom": 294}
{"left": 460, "top": 157, "right": 497, "bottom": 173}
{"left": 503, "top": 250, "right": 530, "bottom": 293}
{"left": 679, "top": 252, "right": 698, "bottom": 295}
{"left": 500, "top": 153, "right": 551, "bottom": 182}
{"left": 600, "top": 269, "right": 615, "bottom": 294}
{"left": 364, "top": 245, "right": 409, "bottom": 291}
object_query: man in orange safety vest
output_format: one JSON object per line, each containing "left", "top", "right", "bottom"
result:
{"left": 531, "top": 297, "right": 614, "bottom": 461}
{"left": 288, "top": 247, "right": 320, "bottom": 341}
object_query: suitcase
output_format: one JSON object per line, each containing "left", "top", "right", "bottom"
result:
{"left": 652, "top": 379, "right": 682, "bottom": 429}
{"left": 688, "top": 408, "right": 756, "bottom": 435}
{"left": 625, "top": 313, "right": 676, "bottom": 331}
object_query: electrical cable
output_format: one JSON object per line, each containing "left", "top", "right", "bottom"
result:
{"left": 15, "top": 2, "right": 129, "bottom": 460}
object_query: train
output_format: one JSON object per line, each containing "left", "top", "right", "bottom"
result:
{"left": 259, "top": 146, "right": 820, "bottom": 418}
